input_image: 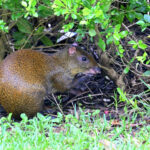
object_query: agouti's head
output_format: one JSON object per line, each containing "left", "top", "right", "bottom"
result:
{"left": 67, "top": 46, "right": 100, "bottom": 77}
{"left": 49, "top": 46, "right": 101, "bottom": 93}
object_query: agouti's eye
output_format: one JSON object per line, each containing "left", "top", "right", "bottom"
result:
{"left": 77, "top": 55, "right": 89, "bottom": 63}
{"left": 82, "top": 56, "right": 87, "bottom": 61}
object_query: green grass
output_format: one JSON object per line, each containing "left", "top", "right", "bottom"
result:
{"left": 0, "top": 109, "right": 149, "bottom": 150}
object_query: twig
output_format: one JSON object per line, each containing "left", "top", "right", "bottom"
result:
{"left": 52, "top": 93, "right": 64, "bottom": 116}
{"left": 64, "top": 93, "right": 103, "bottom": 107}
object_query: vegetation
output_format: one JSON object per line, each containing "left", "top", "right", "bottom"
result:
{"left": 0, "top": 0, "right": 150, "bottom": 149}
{"left": 0, "top": 112, "right": 149, "bottom": 149}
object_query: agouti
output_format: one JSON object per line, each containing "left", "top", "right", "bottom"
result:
{"left": 0, "top": 46, "right": 100, "bottom": 119}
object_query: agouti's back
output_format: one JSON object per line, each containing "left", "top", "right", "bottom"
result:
{"left": 0, "top": 47, "right": 100, "bottom": 119}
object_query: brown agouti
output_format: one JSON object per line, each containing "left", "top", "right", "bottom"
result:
{"left": 0, "top": 46, "right": 100, "bottom": 119}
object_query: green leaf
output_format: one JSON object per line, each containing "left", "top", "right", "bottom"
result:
{"left": 38, "top": 5, "right": 53, "bottom": 17}
{"left": 35, "top": 26, "right": 44, "bottom": 34}
{"left": 82, "top": 0, "right": 91, "bottom": 8}
{"left": 94, "top": 18, "right": 101, "bottom": 23}
{"left": 136, "top": 52, "right": 147, "bottom": 63}
{"left": 89, "top": 29, "right": 96, "bottom": 37}
{"left": 100, "top": 1, "right": 111, "bottom": 12}
{"left": 138, "top": 40, "right": 147, "bottom": 50}
{"left": 82, "top": 8, "right": 91, "bottom": 16}
{"left": 42, "top": 0, "right": 52, "bottom": 6}
{"left": 101, "top": 20, "right": 109, "bottom": 29}
{"left": 95, "top": 9, "right": 104, "bottom": 18}
{"left": 98, "top": 38, "right": 106, "bottom": 52}
{"left": 54, "top": 10, "right": 61, "bottom": 16}
{"left": 66, "top": 0, "right": 72, "bottom": 8}
{"left": 92, "top": 110, "right": 100, "bottom": 116}
{"left": 133, "top": 44, "right": 138, "bottom": 50}
{"left": 40, "top": 36, "right": 53, "bottom": 46}
{"left": 140, "top": 79, "right": 150, "bottom": 90}
{"left": 114, "top": 40, "right": 120, "bottom": 46}
{"left": 79, "top": 20, "right": 87, "bottom": 25}
{"left": 117, "top": 88, "right": 128, "bottom": 102}
{"left": 16, "top": 18, "right": 32, "bottom": 33}
{"left": 53, "top": 0, "right": 65, "bottom": 7}
{"left": 136, "top": 20, "right": 145, "bottom": 26}
{"left": 120, "top": 31, "right": 128, "bottom": 39}
{"left": 76, "top": 35, "right": 82, "bottom": 42}
{"left": 20, "top": 113, "right": 28, "bottom": 121}
{"left": 119, "top": 47, "right": 125, "bottom": 54}
{"left": 86, "top": 14, "right": 95, "bottom": 19}
{"left": 144, "top": 14, "right": 150, "bottom": 23}
{"left": 29, "top": 0, "right": 37, "bottom": 7}
{"left": 124, "top": 66, "right": 130, "bottom": 74}
{"left": 11, "top": 12, "right": 24, "bottom": 20}
{"left": 71, "top": 14, "right": 77, "bottom": 19}
{"left": 146, "top": 59, "right": 150, "bottom": 65}
{"left": 143, "top": 70, "right": 150, "bottom": 76}
{"left": 13, "top": 32, "right": 25, "bottom": 40}
{"left": 126, "top": 12, "right": 136, "bottom": 22}
{"left": 128, "top": 40, "right": 137, "bottom": 45}
{"left": 21, "top": 1, "right": 27, "bottom": 7}
{"left": 14, "top": 38, "right": 27, "bottom": 49}
{"left": 12, "top": 32, "right": 29, "bottom": 49}
{"left": 106, "top": 36, "right": 113, "bottom": 45}
{"left": 130, "top": 57, "right": 135, "bottom": 63}
{"left": 135, "top": 12, "right": 143, "bottom": 20}
{"left": 65, "top": 14, "right": 69, "bottom": 20}
{"left": 32, "top": 12, "right": 38, "bottom": 18}
{"left": 0, "top": 20, "right": 8, "bottom": 32}
{"left": 113, "top": 33, "right": 120, "bottom": 41}
{"left": 63, "top": 23, "right": 74, "bottom": 32}
{"left": 114, "top": 24, "right": 121, "bottom": 33}
{"left": 143, "top": 51, "right": 147, "bottom": 58}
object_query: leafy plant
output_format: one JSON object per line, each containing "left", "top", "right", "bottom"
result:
{"left": 0, "top": 0, "right": 53, "bottom": 49}
{"left": 0, "top": 20, "right": 8, "bottom": 32}
{"left": 53, "top": 0, "right": 149, "bottom": 66}
{"left": 117, "top": 88, "right": 138, "bottom": 109}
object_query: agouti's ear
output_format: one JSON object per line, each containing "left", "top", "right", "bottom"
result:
{"left": 68, "top": 47, "right": 77, "bottom": 55}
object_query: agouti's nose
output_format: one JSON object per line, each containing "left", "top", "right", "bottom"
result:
{"left": 88, "top": 67, "right": 101, "bottom": 74}
{"left": 84, "top": 66, "right": 101, "bottom": 75}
